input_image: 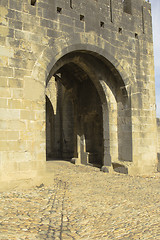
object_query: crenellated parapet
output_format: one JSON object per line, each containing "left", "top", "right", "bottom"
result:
{"left": 29, "top": 0, "right": 152, "bottom": 40}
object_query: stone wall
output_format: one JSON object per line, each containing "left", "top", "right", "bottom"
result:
{"left": 157, "top": 118, "right": 160, "bottom": 171}
{"left": 0, "top": 0, "right": 158, "bottom": 187}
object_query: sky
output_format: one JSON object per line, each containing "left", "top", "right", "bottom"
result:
{"left": 150, "top": 0, "right": 160, "bottom": 117}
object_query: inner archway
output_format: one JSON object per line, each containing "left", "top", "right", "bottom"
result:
{"left": 46, "top": 95, "right": 54, "bottom": 159}
{"left": 46, "top": 60, "right": 104, "bottom": 167}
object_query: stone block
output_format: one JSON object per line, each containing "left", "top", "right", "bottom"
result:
{"left": 8, "top": 79, "right": 24, "bottom": 88}
{"left": 7, "top": 130, "right": 19, "bottom": 140}
{"left": 101, "top": 166, "right": 109, "bottom": 173}
{"left": 0, "top": 120, "right": 8, "bottom": 129}
{"left": 0, "top": 87, "right": 11, "bottom": 97}
{"left": 21, "top": 99, "right": 32, "bottom": 110}
{"left": 8, "top": 99, "right": 22, "bottom": 109}
{"left": 0, "top": 77, "right": 7, "bottom": 87}
{"left": 0, "top": 26, "right": 14, "bottom": 38}
{"left": 0, "top": 6, "right": 8, "bottom": 19}
{"left": 112, "top": 163, "right": 128, "bottom": 174}
{"left": 0, "top": 36, "right": 5, "bottom": 45}
{"left": 9, "top": 58, "right": 29, "bottom": 69}
{"left": 0, "top": 98, "right": 7, "bottom": 108}
{"left": 0, "top": 108, "right": 20, "bottom": 120}
{"left": 14, "top": 69, "right": 32, "bottom": 78}
{"left": 40, "top": 18, "right": 53, "bottom": 29}
{"left": 35, "top": 110, "right": 45, "bottom": 121}
{"left": 3, "top": 161, "right": 18, "bottom": 173}
{"left": 8, "top": 140, "right": 21, "bottom": 151}
{"left": 24, "top": 78, "right": 44, "bottom": 101}
{"left": 0, "top": 67, "right": 13, "bottom": 77}
{"left": 9, "top": 0, "right": 23, "bottom": 11}
{"left": 0, "top": 46, "right": 14, "bottom": 57}
{"left": 0, "top": 131, "right": 7, "bottom": 140}
{"left": 15, "top": 29, "right": 28, "bottom": 40}
{"left": 0, "top": 140, "right": 9, "bottom": 151}
{"left": 20, "top": 130, "right": 34, "bottom": 141}
{"left": 28, "top": 33, "right": 42, "bottom": 43}
{"left": 27, "top": 121, "right": 45, "bottom": 131}
{"left": 9, "top": 19, "right": 22, "bottom": 30}
{"left": 20, "top": 110, "right": 35, "bottom": 120}
{"left": 7, "top": 120, "right": 26, "bottom": 130}
{"left": 11, "top": 89, "right": 23, "bottom": 99}
{"left": 0, "top": 56, "right": 8, "bottom": 67}
{"left": 34, "top": 131, "right": 45, "bottom": 141}
{"left": 32, "top": 101, "right": 43, "bottom": 110}
{"left": 0, "top": 0, "right": 8, "bottom": 8}
{"left": 42, "top": 8, "right": 55, "bottom": 20}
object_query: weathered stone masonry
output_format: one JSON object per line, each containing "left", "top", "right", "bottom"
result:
{"left": 157, "top": 119, "right": 160, "bottom": 171}
{"left": 0, "top": 0, "right": 158, "bottom": 186}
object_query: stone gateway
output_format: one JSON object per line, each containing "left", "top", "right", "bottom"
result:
{"left": 0, "top": 0, "right": 159, "bottom": 187}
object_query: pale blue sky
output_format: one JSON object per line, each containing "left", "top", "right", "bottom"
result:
{"left": 150, "top": 0, "right": 160, "bottom": 117}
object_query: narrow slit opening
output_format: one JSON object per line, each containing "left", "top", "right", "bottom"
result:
{"left": 110, "top": 0, "right": 113, "bottom": 22}
{"left": 70, "top": 0, "right": 73, "bottom": 9}
{"left": 142, "top": 6, "right": 145, "bottom": 34}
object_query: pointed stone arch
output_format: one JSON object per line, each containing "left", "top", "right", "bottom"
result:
{"left": 30, "top": 33, "right": 133, "bottom": 169}
{"left": 31, "top": 32, "right": 134, "bottom": 90}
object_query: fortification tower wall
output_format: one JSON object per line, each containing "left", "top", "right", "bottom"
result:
{"left": 0, "top": 0, "right": 158, "bottom": 188}
{"left": 157, "top": 119, "right": 160, "bottom": 171}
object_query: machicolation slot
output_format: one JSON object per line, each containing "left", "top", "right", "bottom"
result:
{"left": 31, "top": 0, "right": 36, "bottom": 6}
{"left": 80, "top": 15, "right": 84, "bottom": 21}
{"left": 57, "top": 7, "right": 62, "bottom": 14}
{"left": 100, "top": 22, "right": 104, "bottom": 28}
{"left": 119, "top": 28, "right": 122, "bottom": 33}
{"left": 135, "top": 33, "right": 138, "bottom": 39}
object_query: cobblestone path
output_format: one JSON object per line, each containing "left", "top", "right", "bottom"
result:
{"left": 0, "top": 161, "right": 160, "bottom": 240}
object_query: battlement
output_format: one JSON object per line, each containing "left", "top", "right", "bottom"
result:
{"left": 1, "top": 0, "right": 152, "bottom": 42}
{"left": 30, "top": 0, "right": 151, "bottom": 16}
{"left": 26, "top": 0, "right": 153, "bottom": 41}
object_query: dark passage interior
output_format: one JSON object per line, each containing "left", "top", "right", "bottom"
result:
{"left": 46, "top": 61, "right": 103, "bottom": 167}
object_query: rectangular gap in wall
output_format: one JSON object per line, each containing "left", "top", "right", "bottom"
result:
{"left": 142, "top": 6, "right": 145, "bottom": 34}
{"left": 100, "top": 21, "right": 104, "bottom": 28}
{"left": 110, "top": 0, "right": 113, "bottom": 22}
{"left": 80, "top": 15, "right": 84, "bottom": 21}
{"left": 31, "top": 0, "right": 36, "bottom": 6}
{"left": 119, "top": 27, "right": 122, "bottom": 33}
{"left": 135, "top": 33, "right": 138, "bottom": 39}
{"left": 57, "top": 7, "right": 62, "bottom": 14}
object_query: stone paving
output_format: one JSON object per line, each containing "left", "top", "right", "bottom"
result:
{"left": 0, "top": 161, "right": 160, "bottom": 240}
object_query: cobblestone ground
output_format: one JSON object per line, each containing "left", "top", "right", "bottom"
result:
{"left": 0, "top": 161, "right": 160, "bottom": 240}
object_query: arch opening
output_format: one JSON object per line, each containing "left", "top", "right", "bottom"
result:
{"left": 46, "top": 50, "right": 132, "bottom": 168}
